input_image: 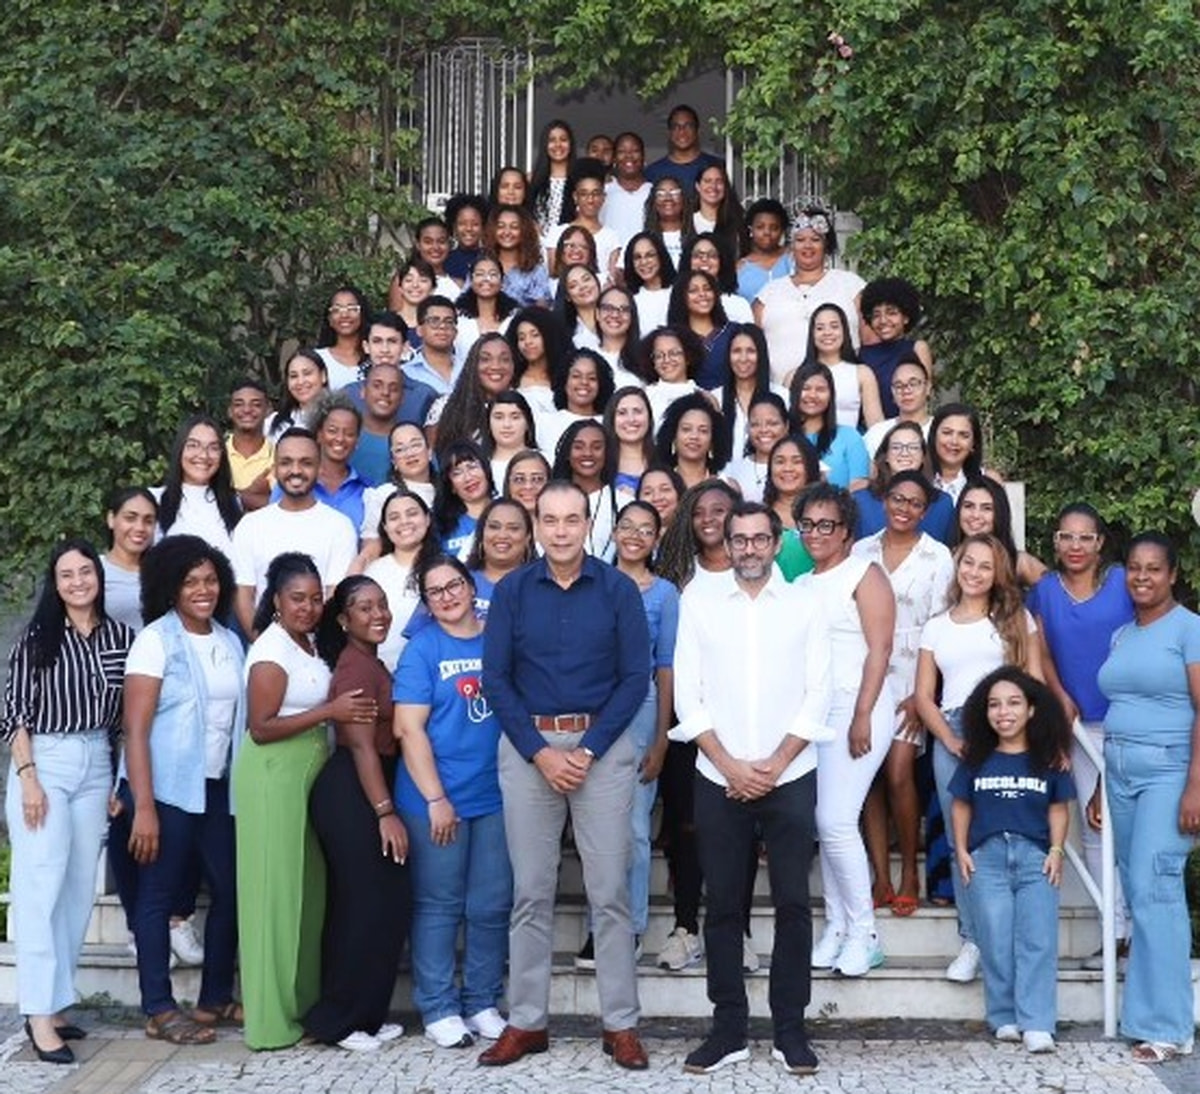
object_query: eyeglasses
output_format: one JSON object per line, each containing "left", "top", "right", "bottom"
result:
{"left": 328, "top": 304, "right": 362, "bottom": 316}
{"left": 691, "top": 248, "right": 719, "bottom": 261}
{"left": 424, "top": 576, "right": 468, "bottom": 601}
{"left": 448, "top": 459, "right": 482, "bottom": 479}
{"left": 886, "top": 492, "right": 927, "bottom": 511}
{"left": 599, "top": 302, "right": 632, "bottom": 316}
{"left": 891, "top": 378, "right": 927, "bottom": 393}
{"left": 183, "top": 439, "right": 222, "bottom": 456}
{"left": 509, "top": 472, "right": 547, "bottom": 488}
{"left": 423, "top": 315, "right": 457, "bottom": 329}
{"left": 654, "top": 189, "right": 683, "bottom": 200}
{"left": 888, "top": 441, "right": 924, "bottom": 456}
{"left": 472, "top": 269, "right": 502, "bottom": 282}
{"left": 728, "top": 532, "right": 775, "bottom": 550}
{"left": 391, "top": 440, "right": 426, "bottom": 456}
{"left": 1053, "top": 531, "right": 1100, "bottom": 547}
{"left": 653, "top": 348, "right": 686, "bottom": 362}
{"left": 616, "top": 520, "right": 657, "bottom": 541}
{"left": 798, "top": 518, "right": 845, "bottom": 536}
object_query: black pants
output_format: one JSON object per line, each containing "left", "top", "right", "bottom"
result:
{"left": 694, "top": 771, "right": 816, "bottom": 1040}
{"left": 302, "top": 748, "right": 411, "bottom": 1043}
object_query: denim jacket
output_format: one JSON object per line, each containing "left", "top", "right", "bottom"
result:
{"left": 120, "top": 611, "right": 246, "bottom": 814}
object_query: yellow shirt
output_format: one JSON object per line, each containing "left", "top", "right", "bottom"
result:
{"left": 225, "top": 435, "right": 274, "bottom": 490}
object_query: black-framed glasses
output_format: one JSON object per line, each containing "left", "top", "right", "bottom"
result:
{"left": 798, "top": 518, "right": 845, "bottom": 536}
{"left": 886, "top": 492, "right": 927, "bottom": 511}
{"left": 728, "top": 532, "right": 775, "bottom": 550}
{"left": 425, "top": 576, "right": 468, "bottom": 601}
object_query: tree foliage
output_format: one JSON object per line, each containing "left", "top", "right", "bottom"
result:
{"left": 0, "top": 0, "right": 464, "bottom": 592}
{"left": 472, "top": 0, "right": 1200, "bottom": 588}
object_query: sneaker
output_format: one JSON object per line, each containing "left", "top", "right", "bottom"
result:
{"left": 657, "top": 926, "right": 704, "bottom": 971}
{"left": 742, "top": 936, "right": 760, "bottom": 973}
{"left": 1023, "top": 1031, "right": 1055, "bottom": 1054}
{"left": 811, "top": 924, "right": 844, "bottom": 969}
{"left": 338, "top": 1030, "right": 381, "bottom": 1053}
{"left": 169, "top": 917, "right": 205, "bottom": 966}
{"left": 1082, "top": 938, "right": 1130, "bottom": 972}
{"left": 375, "top": 1023, "right": 404, "bottom": 1043}
{"left": 464, "top": 1008, "right": 506, "bottom": 1041}
{"left": 946, "top": 941, "right": 981, "bottom": 983}
{"left": 994, "top": 1024, "right": 1021, "bottom": 1043}
{"left": 772, "top": 1033, "right": 820, "bottom": 1075}
{"left": 682, "top": 1034, "right": 749, "bottom": 1074}
{"left": 574, "top": 934, "right": 596, "bottom": 971}
{"left": 424, "top": 1014, "right": 474, "bottom": 1048}
{"left": 833, "top": 931, "right": 884, "bottom": 977}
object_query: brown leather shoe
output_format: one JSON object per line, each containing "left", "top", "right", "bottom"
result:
{"left": 478, "top": 1025, "right": 549, "bottom": 1066}
{"left": 603, "top": 1028, "right": 649, "bottom": 1070}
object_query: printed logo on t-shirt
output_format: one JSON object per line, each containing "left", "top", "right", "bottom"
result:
{"left": 439, "top": 656, "right": 491, "bottom": 723}
{"left": 973, "top": 774, "right": 1048, "bottom": 800}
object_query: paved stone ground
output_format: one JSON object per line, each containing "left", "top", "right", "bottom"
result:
{"left": 1, "top": 1008, "right": 1198, "bottom": 1094}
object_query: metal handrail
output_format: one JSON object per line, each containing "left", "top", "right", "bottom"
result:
{"left": 1065, "top": 719, "right": 1117, "bottom": 1037}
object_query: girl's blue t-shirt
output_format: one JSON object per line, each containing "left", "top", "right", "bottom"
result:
{"left": 950, "top": 750, "right": 1075, "bottom": 852}
{"left": 807, "top": 424, "right": 869, "bottom": 488}
{"left": 392, "top": 626, "right": 500, "bottom": 819}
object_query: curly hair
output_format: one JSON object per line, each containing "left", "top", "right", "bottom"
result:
{"left": 961, "top": 666, "right": 1070, "bottom": 773}
{"left": 435, "top": 333, "right": 515, "bottom": 456}
{"left": 654, "top": 392, "right": 731, "bottom": 474}
{"left": 861, "top": 277, "right": 922, "bottom": 330}
{"left": 139, "top": 535, "right": 235, "bottom": 626}
{"left": 656, "top": 478, "right": 740, "bottom": 589}
{"left": 551, "top": 348, "right": 615, "bottom": 413}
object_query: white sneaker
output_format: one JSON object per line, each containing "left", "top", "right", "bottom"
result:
{"left": 811, "top": 925, "right": 844, "bottom": 969}
{"left": 169, "top": 917, "right": 205, "bottom": 966}
{"left": 1023, "top": 1031, "right": 1055, "bottom": 1053}
{"left": 338, "top": 1030, "right": 381, "bottom": 1052}
{"left": 657, "top": 926, "right": 704, "bottom": 971}
{"left": 833, "top": 931, "right": 884, "bottom": 977}
{"left": 464, "top": 1008, "right": 506, "bottom": 1040}
{"left": 946, "top": 941, "right": 981, "bottom": 983}
{"left": 424, "top": 1014, "right": 474, "bottom": 1048}
{"left": 375, "top": 1023, "right": 404, "bottom": 1043}
{"left": 994, "top": 1024, "right": 1021, "bottom": 1043}
{"left": 742, "top": 936, "right": 760, "bottom": 973}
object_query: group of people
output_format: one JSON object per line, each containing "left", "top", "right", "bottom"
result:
{"left": 4, "top": 103, "right": 1198, "bottom": 1075}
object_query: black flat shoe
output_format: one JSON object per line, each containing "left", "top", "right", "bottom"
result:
{"left": 24, "top": 1019, "right": 76, "bottom": 1065}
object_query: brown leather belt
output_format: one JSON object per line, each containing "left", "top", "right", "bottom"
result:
{"left": 532, "top": 713, "right": 593, "bottom": 733}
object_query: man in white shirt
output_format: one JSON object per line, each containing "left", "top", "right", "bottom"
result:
{"left": 231, "top": 428, "right": 358, "bottom": 636}
{"left": 672, "top": 501, "right": 832, "bottom": 1077}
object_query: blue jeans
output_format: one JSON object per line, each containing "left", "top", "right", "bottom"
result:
{"left": 968, "top": 833, "right": 1059, "bottom": 1033}
{"left": 5, "top": 731, "right": 110, "bottom": 1016}
{"left": 1105, "top": 738, "right": 1195, "bottom": 1044}
{"left": 402, "top": 808, "right": 512, "bottom": 1024}
{"left": 932, "top": 708, "right": 977, "bottom": 944}
{"left": 132, "top": 780, "right": 237, "bottom": 1016}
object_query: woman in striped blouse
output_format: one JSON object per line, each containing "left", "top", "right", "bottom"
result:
{"left": 3, "top": 538, "right": 136, "bottom": 1063}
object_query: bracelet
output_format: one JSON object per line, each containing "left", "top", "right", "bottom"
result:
{"left": 1047, "top": 846, "right": 1065, "bottom": 857}
{"left": 427, "top": 795, "right": 446, "bottom": 806}
{"left": 376, "top": 806, "right": 395, "bottom": 819}
{"left": 372, "top": 797, "right": 392, "bottom": 815}
{"left": 15, "top": 761, "right": 35, "bottom": 776}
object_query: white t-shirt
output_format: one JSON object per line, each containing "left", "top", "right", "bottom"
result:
{"left": 126, "top": 626, "right": 241, "bottom": 778}
{"left": 546, "top": 222, "right": 622, "bottom": 280}
{"left": 721, "top": 293, "right": 753, "bottom": 324}
{"left": 919, "top": 609, "right": 1037, "bottom": 710}
{"left": 536, "top": 409, "right": 601, "bottom": 462}
{"left": 360, "top": 480, "right": 436, "bottom": 540}
{"left": 646, "top": 380, "right": 701, "bottom": 431}
{"left": 634, "top": 286, "right": 671, "bottom": 333}
{"left": 231, "top": 502, "right": 357, "bottom": 597}
{"left": 755, "top": 268, "right": 866, "bottom": 385}
{"left": 153, "top": 483, "right": 236, "bottom": 560}
{"left": 601, "top": 180, "right": 652, "bottom": 246}
{"left": 317, "top": 347, "right": 361, "bottom": 392}
{"left": 245, "top": 622, "right": 331, "bottom": 718}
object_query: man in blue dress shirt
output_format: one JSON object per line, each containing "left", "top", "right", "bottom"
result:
{"left": 481, "top": 481, "right": 651, "bottom": 1070}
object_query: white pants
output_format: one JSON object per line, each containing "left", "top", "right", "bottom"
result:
{"left": 816, "top": 692, "right": 892, "bottom": 937}
{"left": 5, "top": 731, "right": 110, "bottom": 1015}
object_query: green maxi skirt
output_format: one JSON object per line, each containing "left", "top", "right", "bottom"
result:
{"left": 233, "top": 726, "right": 329, "bottom": 1049}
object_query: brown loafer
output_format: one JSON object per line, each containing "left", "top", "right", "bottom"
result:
{"left": 603, "top": 1028, "right": 649, "bottom": 1070}
{"left": 478, "top": 1025, "right": 549, "bottom": 1066}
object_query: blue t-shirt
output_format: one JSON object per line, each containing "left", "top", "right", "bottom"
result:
{"left": 392, "top": 626, "right": 500, "bottom": 819}
{"left": 1098, "top": 604, "right": 1200, "bottom": 747}
{"left": 807, "top": 424, "right": 869, "bottom": 488}
{"left": 852, "top": 486, "right": 955, "bottom": 544}
{"left": 1027, "top": 567, "right": 1134, "bottom": 722}
{"left": 403, "top": 569, "right": 495, "bottom": 641}
{"left": 950, "top": 750, "right": 1075, "bottom": 852}
{"left": 441, "top": 511, "right": 478, "bottom": 561}
{"left": 640, "top": 575, "right": 679, "bottom": 673}
{"left": 350, "top": 430, "right": 392, "bottom": 487}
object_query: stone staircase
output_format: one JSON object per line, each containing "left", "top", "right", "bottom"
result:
{"left": 7, "top": 839, "right": 1184, "bottom": 1023}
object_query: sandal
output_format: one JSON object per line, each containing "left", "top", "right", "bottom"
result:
{"left": 145, "top": 1010, "right": 217, "bottom": 1045}
{"left": 873, "top": 886, "right": 896, "bottom": 910}
{"left": 891, "top": 894, "right": 919, "bottom": 917}
{"left": 192, "top": 1002, "right": 244, "bottom": 1028}
{"left": 1132, "top": 1039, "right": 1194, "bottom": 1064}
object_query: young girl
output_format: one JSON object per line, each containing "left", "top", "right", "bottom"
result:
{"left": 950, "top": 667, "right": 1073, "bottom": 1053}
{"left": 483, "top": 390, "right": 537, "bottom": 487}
{"left": 736, "top": 198, "right": 790, "bottom": 303}
{"left": 789, "top": 303, "right": 884, "bottom": 431}
{"left": 486, "top": 204, "right": 551, "bottom": 308}
{"left": 315, "top": 286, "right": 370, "bottom": 391}
{"left": 539, "top": 348, "right": 614, "bottom": 460}
{"left": 529, "top": 119, "right": 576, "bottom": 237}
{"left": 268, "top": 350, "right": 329, "bottom": 439}
{"left": 623, "top": 231, "right": 676, "bottom": 333}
